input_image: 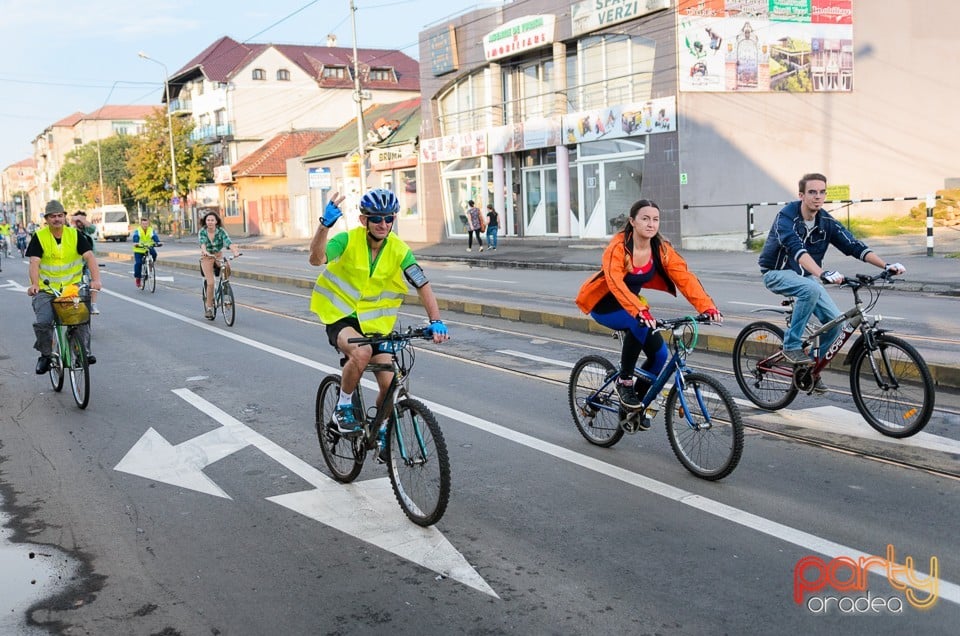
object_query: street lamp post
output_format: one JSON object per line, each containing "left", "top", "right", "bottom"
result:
{"left": 138, "top": 51, "right": 180, "bottom": 236}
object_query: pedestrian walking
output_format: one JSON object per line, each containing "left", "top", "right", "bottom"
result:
{"left": 465, "top": 200, "right": 484, "bottom": 252}
{"left": 485, "top": 204, "right": 500, "bottom": 250}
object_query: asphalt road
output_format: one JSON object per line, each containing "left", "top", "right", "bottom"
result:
{"left": 1, "top": 252, "right": 958, "bottom": 634}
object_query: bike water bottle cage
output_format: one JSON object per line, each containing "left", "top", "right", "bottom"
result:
{"left": 403, "top": 263, "right": 429, "bottom": 288}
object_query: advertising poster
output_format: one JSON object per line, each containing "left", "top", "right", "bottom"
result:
{"left": 678, "top": 0, "right": 853, "bottom": 92}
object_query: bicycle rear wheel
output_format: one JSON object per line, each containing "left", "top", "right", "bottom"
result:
{"left": 221, "top": 281, "right": 235, "bottom": 326}
{"left": 67, "top": 331, "right": 90, "bottom": 409}
{"left": 315, "top": 375, "right": 364, "bottom": 482}
{"left": 48, "top": 333, "right": 64, "bottom": 392}
{"left": 568, "top": 355, "right": 624, "bottom": 447}
{"left": 849, "top": 334, "right": 935, "bottom": 438}
{"left": 387, "top": 398, "right": 450, "bottom": 526}
{"left": 665, "top": 372, "right": 744, "bottom": 481}
{"left": 733, "top": 321, "right": 798, "bottom": 410}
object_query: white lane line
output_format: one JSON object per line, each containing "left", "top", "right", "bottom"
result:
{"left": 497, "top": 349, "right": 574, "bottom": 367}
{"left": 448, "top": 275, "right": 517, "bottom": 284}
{"left": 726, "top": 300, "right": 905, "bottom": 321}
{"left": 110, "top": 289, "right": 958, "bottom": 606}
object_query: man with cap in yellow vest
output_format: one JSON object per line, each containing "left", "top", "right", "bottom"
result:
{"left": 26, "top": 200, "right": 102, "bottom": 373}
{"left": 309, "top": 188, "right": 449, "bottom": 441}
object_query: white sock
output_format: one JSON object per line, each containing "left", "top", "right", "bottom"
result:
{"left": 617, "top": 378, "right": 634, "bottom": 386}
{"left": 338, "top": 389, "right": 353, "bottom": 406}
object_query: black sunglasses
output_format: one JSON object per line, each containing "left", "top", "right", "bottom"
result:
{"left": 363, "top": 214, "right": 395, "bottom": 224}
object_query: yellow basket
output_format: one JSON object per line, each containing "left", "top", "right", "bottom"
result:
{"left": 52, "top": 296, "right": 90, "bottom": 325}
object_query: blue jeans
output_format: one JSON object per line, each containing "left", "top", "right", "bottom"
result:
{"left": 486, "top": 225, "right": 498, "bottom": 249}
{"left": 762, "top": 270, "right": 842, "bottom": 357}
{"left": 134, "top": 249, "right": 158, "bottom": 279}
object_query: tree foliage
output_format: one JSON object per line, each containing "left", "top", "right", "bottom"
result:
{"left": 126, "top": 108, "right": 210, "bottom": 209}
{"left": 57, "top": 135, "right": 134, "bottom": 210}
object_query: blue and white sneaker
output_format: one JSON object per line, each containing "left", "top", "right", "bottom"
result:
{"left": 332, "top": 404, "right": 361, "bottom": 435}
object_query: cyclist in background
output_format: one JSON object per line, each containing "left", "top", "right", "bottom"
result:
{"left": 575, "top": 199, "right": 721, "bottom": 420}
{"left": 26, "top": 200, "right": 102, "bottom": 372}
{"left": 0, "top": 217, "right": 11, "bottom": 257}
{"left": 758, "top": 172, "right": 904, "bottom": 367}
{"left": 199, "top": 210, "right": 240, "bottom": 320}
{"left": 132, "top": 216, "right": 161, "bottom": 289}
{"left": 308, "top": 188, "right": 449, "bottom": 433}
{"left": 71, "top": 211, "right": 100, "bottom": 314}
{"left": 15, "top": 223, "right": 29, "bottom": 258}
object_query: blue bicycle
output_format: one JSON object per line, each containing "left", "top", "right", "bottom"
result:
{"left": 568, "top": 315, "right": 744, "bottom": 480}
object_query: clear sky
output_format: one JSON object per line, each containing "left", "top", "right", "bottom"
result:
{"left": 0, "top": 0, "right": 499, "bottom": 170}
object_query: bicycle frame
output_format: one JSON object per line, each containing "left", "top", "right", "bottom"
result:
{"left": 589, "top": 325, "right": 715, "bottom": 430}
{"left": 356, "top": 349, "right": 428, "bottom": 464}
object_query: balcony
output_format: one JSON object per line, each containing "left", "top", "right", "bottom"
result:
{"left": 169, "top": 98, "right": 192, "bottom": 115}
{"left": 191, "top": 123, "right": 234, "bottom": 143}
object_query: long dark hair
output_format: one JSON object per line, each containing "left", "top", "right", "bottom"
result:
{"left": 621, "top": 199, "right": 667, "bottom": 268}
{"left": 201, "top": 211, "right": 223, "bottom": 228}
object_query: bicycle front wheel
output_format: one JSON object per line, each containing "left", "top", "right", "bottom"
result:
{"left": 665, "top": 372, "right": 744, "bottom": 481}
{"left": 387, "top": 398, "right": 450, "bottom": 526}
{"left": 221, "top": 282, "right": 235, "bottom": 326}
{"left": 850, "top": 334, "right": 935, "bottom": 438}
{"left": 568, "top": 355, "right": 625, "bottom": 447}
{"left": 48, "top": 333, "right": 64, "bottom": 392}
{"left": 733, "top": 321, "right": 798, "bottom": 410}
{"left": 315, "top": 375, "right": 364, "bottom": 482}
{"left": 147, "top": 259, "right": 156, "bottom": 293}
{"left": 67, "top": 331, "right": 90, "bottom": 409}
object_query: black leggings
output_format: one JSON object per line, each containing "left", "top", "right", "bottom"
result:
{"left": 620, "top": 329, "right": 665, "bottom": 393}
{"left": 468, "top": 230, "right": 483, "bottom": 249}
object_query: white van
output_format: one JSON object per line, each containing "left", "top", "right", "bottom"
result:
{"left": 88, "top": 205, "right": 130, "bottom": 242}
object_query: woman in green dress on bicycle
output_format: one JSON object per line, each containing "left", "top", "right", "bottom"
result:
{"left": 575, "top": 199, "right": 722, "bottom": 416}
{"left": 199, "top": 211, "right": 240, "bottom": 320}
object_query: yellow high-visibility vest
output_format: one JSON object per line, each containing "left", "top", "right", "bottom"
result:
{"left": 36, "top": 227, "right": 84, "bottom": 291}
{"left": 310, "top": 227, "right": 409, "bottom": 334}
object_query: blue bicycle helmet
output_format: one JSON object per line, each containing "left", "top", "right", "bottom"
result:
{"left": 359, "top": 188, "right": 400, "bottom": 215}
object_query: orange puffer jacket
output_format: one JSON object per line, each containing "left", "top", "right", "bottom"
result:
{"left": 575, "top": 233, "right": 716, "bottom": 317}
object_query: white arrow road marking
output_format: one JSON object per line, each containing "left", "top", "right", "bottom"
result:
{"left": 114, "top": 388, "right": 496, "bottom": 598}
{"left": 114, "top": 427, "right": 248, "bottom": 498}
{"left": 764, "top": 404, "right": 960, "bottom": 454}
{"left": 1, "top": 279, "right": 29, "bottom": 292}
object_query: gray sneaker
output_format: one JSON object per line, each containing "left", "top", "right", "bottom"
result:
{"left": 616, "top": 381, "right": 643, "bottom": 410}
{"left": 811, "top": 377, "right": 827, "bottom": 394}
{"left": 332, "top": 404, "right": 361, "bottom": 435}
{"left": 782, "top": 348, "right": 814, "bottom": 365}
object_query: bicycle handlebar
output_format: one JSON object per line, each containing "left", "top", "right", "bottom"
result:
{"left": 347, "top": 326, "right": 434, "bottom": 345}
{"left": 655, "top": 314, "right": 715, "bottom": 330}
{"left": 839, "top": 270, "right": 896, "bottom": 289}
{"left": 41, "top": 279, "right": 90, "bottom": 298}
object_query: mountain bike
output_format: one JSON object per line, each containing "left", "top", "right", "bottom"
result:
{"left": 201, "top": 253, "right": 239, "bottom": 325}
{"left": 732, "top": 270, "right": 935, "bottom": 438}
{"left": 568, "top": 315, "right": 745, "bottom": 481}
{"left": 136, "top": 242, "right": 162, "bottom": 293}
{"left": 46, "top": 282, "right": 92, "bottom": 409}
{"left": 315, "top": 326, "right": 451, "bottom": 526}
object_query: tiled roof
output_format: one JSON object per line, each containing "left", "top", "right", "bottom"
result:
{"left": 171, "top": 36, "right": 419, "bottom": 91}
{"left": 303, "top": 98, "right": 420, "bottom": 162}
{"left": 232, "top": 129, "right": 334, "bottom": 177}
{"left": 51, "top": 112, "right": 84, "bottom": 127}
{"left": 83, "top": 105, "right": 159, "bottom": 120}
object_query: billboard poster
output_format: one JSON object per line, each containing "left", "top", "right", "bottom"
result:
{"left": 678, "top": 0, "right": 854, "bottom": 93}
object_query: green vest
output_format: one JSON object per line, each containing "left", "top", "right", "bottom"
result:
{"left": 36, "top": 227, "right": 84, "bottom": 290}
{"left": 310, "top": 227, "right": 409, "bottom": 334}
{"left": 133, "top": 226, "right": 155, "bottom": 253}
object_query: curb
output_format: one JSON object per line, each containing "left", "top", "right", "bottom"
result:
{"left": 103, "top": 250, "right": 960, "bottom": 389}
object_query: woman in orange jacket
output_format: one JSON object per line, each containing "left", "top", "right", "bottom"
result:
{"left": 575, "top": 199, "right": 722, "bottom": 413}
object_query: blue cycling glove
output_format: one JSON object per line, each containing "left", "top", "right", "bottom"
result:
{"left": 427, "top": 319, "right": 448, "bottom": 338}
{"left": 320, "top": 201, "right": 343, "bottom": 228}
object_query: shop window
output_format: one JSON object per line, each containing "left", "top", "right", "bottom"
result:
{"left": 438, "top": 69, "right": 489, "bottom": 135}
{"left": 571, "top": 34, "right": 656, "bottom": 111}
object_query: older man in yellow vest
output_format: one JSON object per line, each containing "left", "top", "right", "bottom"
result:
{"left": 309, "top": 188, "right": 449, "bottom": 439}
{"left": 26, "top": 200, "right": 102, "bottom": 374}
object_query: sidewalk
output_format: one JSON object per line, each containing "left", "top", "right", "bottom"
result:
{"left": 225, "top": 228, "right": 960, "bottom": 295}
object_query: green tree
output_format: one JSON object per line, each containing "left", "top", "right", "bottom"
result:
{"left": 57, "top": 135, "right": 134, "bottom": 209}
{"left": 126, "top": 108, "right": 209, "bottom": 210}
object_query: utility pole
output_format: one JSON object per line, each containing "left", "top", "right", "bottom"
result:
{"left": 138, "top": 52, "right": 181, "bottom": 236}
{"left": 350, "top": 0, "right": 367, "bottom": 193}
